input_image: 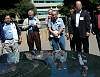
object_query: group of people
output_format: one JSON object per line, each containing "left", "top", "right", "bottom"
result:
{"left": 0, "top": 1, "right": 100, "bottom": 66}
{"left": 66, "top": 1, "right": 91, "bottom": 54}
{"left": 45, "top": 0, "right": 100, "bottom": 70}
{"left": 46, "top": 1, "right": 100, "bottom": 53}
{"left": 0, "top": 9, "right": 42, "bottom": 63}
{"left": 67, "top": 1, "right": 100, "bottom": 52}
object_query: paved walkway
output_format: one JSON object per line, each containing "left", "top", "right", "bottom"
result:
{"left": 19, "top": 29, "right": 100, "bottom": 56}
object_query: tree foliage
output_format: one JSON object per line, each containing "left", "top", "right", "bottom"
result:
{"left": 59, "top": 0, "right": 100, "bottom": 16}
{"left": 16, "top": 0, "right": 36, "bottom": 18}
{"left": 89, "top": 0, "right": 100, "bottom": 4}
{"left": 0, "top": 0, "right": 22, "bottom": 8}
{"left": 0, "top": 0, "right": 36, "bottom": 19}
{"left": 58, "top": 5, "right": 69, "bottom": 16}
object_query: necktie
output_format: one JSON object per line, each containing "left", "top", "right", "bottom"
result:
{"left": 98, "top": 14, "right": 100, "bottom": 30}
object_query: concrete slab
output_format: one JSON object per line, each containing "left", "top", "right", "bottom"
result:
{"left": 19, "top": 29, "right": 100, "bottom": 56}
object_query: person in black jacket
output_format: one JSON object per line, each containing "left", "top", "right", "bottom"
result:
{"left": 0, "top": 23, "right": 5, "bottom": 42}
{"left": 66, "top": 8, "right": 75, "bottom": 51}
{"left": 0, "top": 22, "right": 5, "bottom": 55}
{"left": 92, "top": 4, "right": 100, "bottom": 51}
{"left": 71, "top": 1, "right": 91, "bottom": 53}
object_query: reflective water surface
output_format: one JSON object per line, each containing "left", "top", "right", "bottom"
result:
{"left": 0, "top": 51, "right": 100, "bottom": 77}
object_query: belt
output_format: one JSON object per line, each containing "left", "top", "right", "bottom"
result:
{"left": 6, "top": 38, "right": 13, "bottom": 40}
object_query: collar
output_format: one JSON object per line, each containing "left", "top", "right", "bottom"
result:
{"left": 52, "top": 17, "right": 59, "bottom": 23}
{"left": 28, "top": 16, "right": 36, "bottom": 20}
{"left": 76, "top": 9, "right": 82, "bottom": 14}
{"left": 4, "top": 23, "right": 12, "bottom": 26}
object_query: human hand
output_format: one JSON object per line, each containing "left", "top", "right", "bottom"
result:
{"left": 70, "top": 34, "right": 73, "bottom": 40}
{"left": 54, "top": 33, "right": 59, "bottom": 37}
{"left": 53, "top": 31, "right": 59, "bottom": 37}
{"left": 66, "top": 33, "right": 69, "bottom": 40}
{"left": 86, "top": 32, "right": 90, "bottom": 36}
{"left": 92, "top": 32, "right": 95, "bottom": 35}
{"left": 18, "top": 36, "right": 22, "bottom": 44}
{"left": 22, "top": 27, "right": 26, "bottom": 30}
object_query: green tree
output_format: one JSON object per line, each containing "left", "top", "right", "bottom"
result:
{"left": 89, "top": 0, "right": 100, "bottom": 4}
{"left": 58, "top": 5, "right": 69, "bottom": 16}
{"left": 59, "top": 0, "right": 100, "bottom": 16}
{"left": 16, "top": 0, "right": 36, "bottom": 18}
{"left": 58, "top": 0, "right": 75, "bottom": 16}
{"left": 0, "top": 0, "right": 22, "bottom": 8}
{"left": 0, "top": 0, "right": 36, "bottom": 19}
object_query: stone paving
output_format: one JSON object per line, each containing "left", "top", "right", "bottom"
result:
{"left": 19, "top": 29, "right": 100, "bottom": 56}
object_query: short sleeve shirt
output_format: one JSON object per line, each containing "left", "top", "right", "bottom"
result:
{"left": 48, "top": 18, "right": 65, "bottom": 33}
{"left": 3, "top": 23, "right": 13, "bottom": 39}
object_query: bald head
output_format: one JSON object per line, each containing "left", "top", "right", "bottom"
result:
{"left": 75, "top": 1, "right": 82, "bottom": 11}
{"left": 28, "top": 10, "right": 34, "bottom": 16}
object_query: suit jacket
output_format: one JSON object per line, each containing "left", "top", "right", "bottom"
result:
{"left": 71, "top": 10, "right": 91, "bottom": 38}
{"left": 92, "top": 14, "right": 100, "bottom": 34}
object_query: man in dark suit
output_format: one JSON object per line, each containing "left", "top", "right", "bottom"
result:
{"left": 71, "top": 1, "right": 91, "bottom": 53}
{"left": 92, "top": 4, "right": 100, "bottom": 51}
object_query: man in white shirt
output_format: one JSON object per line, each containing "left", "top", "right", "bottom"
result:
{"left": 3, "top": 15, "right": 22, "bottom": 64}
